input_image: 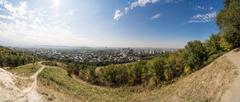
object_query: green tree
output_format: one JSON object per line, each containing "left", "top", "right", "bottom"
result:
{"left": 219, "top": 37, "right": 232, "bottom": 51}
{"left": 217, "top": 0, "right": 240, "bottom": 48}
{"left": 148, "top": 57, "right": 165, "bottom": 81}
{"left": 184, "top": 40, "right": 207, "bottom": 69}
{"left": 205, "top": 34, "right": 222, "bottom": 56}
{"left": 102, "top": 65, "right": 128, "bottom": 86}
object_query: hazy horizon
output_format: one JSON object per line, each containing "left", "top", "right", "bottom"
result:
{"left": 0, "top": 0, "right": 224, "bottom": 48}
{"left": 6, "top": 44, "right": 180, "bottom": 49}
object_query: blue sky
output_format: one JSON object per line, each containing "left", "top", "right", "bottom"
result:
{"left": 0, "top": 0, "right": 224, "bottom": 48}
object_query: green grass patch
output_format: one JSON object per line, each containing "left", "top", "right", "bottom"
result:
{"left": 38, "top": 67, "right": 137, "bottom": 102}
{"left": 8, "top": 63, "right": 40, "bottom": 77}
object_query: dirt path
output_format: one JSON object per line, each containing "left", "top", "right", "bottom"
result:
{"left": 15, "top": 63, "right": 45, "bottom": 102}
{"left": 0, "top": 62, "right": 46, "bottom": 102}
{"left": 220, "top": 50, "right": 240, "bottom": 102}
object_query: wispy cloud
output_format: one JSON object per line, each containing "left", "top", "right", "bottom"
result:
{"left": 113, "top": 9, "right": 123, "bottom": 21}
{"left": 165, "top": 0, "right": 182, "bottom": 3}
{"left": 194, "top": 5, "right": 214, "bottom": 10}
{"left": 114, "top": 0, "right": 159, "bottom": 21}
{"left": 113, "top": 0, "right": 181, "bottom": 21}
{"left": 151, "top": 13, "right": 161, "bottom": 20}
{"left": 128, "top": 0, "right": 159, "bottom": 10}
{"left": 188, "top": 11, "right": 217, "bottom": 23}
{"left": 0, "top": 0, "right": 89, "bottom": 46}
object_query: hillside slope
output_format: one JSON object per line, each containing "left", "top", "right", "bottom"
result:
{"left": 1, "top": 50, "right": 240, "bottom": 102}
{"left": 220, "top": 49, "right": 240, "bottom": 102}
{"left": 0, "top": 62, "right": 46, "bottom": 102}
{"left": 130, "top": 50, "right": 240, "bottom": 102}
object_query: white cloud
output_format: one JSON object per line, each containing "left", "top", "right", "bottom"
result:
{"left": 196, "top": 5, "right": 205, "bottom": 10}
{"left": 0, "top": 0, "right": 3, "bottom": 4}
{"left": 4, "top": 1, "right": 27, "bottom": 19}
{"left": 67, "top": 9, "right": 76, "bottom": 16}
{"left": 114, "top": 0, "right": 159, "bottom": 21}
{"left": 0, "top": 0, "right": 89, "bottom": 47}
{"left": 113, "top": 9, "right": 123, "bottom": 21}
{"left": 113, "top": 0, "right": 181, "bottom": 21}
{"left": 209, "top": 7, "right": 214, "bottom": 10}
{"left": 195, "top": 5, "right": 214, "bottom": 11}
{"left": 188, "top": 11, "right": 217, "bottom": 23}
{"left": 0, "top": 14, "right": 15, "bottom": 20}
{"left": 129, "top": 0, "right": 159, "bottom": 9}
{"left": 125, "top": 0, "right": 160, "bottom": 15}
{"left": 165, "top": 0, "right": 182, "bottom": 3}
{"left": 151, "top": 13, "right": 161, "bottom": 20}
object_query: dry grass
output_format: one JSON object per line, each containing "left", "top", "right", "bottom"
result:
{"left": 14, "top": 51, "right": 237, "bottom": 102}
{"left": 37, "top": 55, "right": 238, "bottom": 102}
{"left": 130, "top": 56, "right": 237, "bottom": 102}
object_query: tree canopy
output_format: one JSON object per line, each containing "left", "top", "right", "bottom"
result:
{"left": 217, "top": 0, "right": 240, "bottom": 48}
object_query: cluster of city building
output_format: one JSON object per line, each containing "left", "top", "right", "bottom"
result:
{"left": 12, "top": 47, "right": 177, "bottom": 64}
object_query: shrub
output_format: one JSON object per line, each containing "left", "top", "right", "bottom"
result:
{"left": 184, "top": 40, "right": 207, "bottom": 70}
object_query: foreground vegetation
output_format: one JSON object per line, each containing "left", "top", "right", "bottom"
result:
{"left": 38, "top": 67, "right": 138, "bottom": 101}
{"left": 0, "top": 0, "right": 239, "bottom": 101}
{"left": 69, "top": 39, "right": 229, "bottom": 87}
{"left": 36, "top": 50, "right": 237, "bottom": 102}
{"left": 67, "top": 0, "right": 240, "bottom": 87}
{"left": 8, "top": 63, "right": 41, "bottom": 77}
{"left": 0, "top": 0, "right": 238, "bottom": 88}
{"left": 0, "top": 46, "right": 39, "bottom": 67}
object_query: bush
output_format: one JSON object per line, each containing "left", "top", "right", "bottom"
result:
{"left": 102, "top": 65, "right": 128, "bottom": 86}
{"left": 184, "top": 40, "right": 207, "bottom": 70}
{"left": 205, "top": 34, "right": 222, "bottom": 56}
{"left": 147, "top": 57, "right": 165, "bottom": 82}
